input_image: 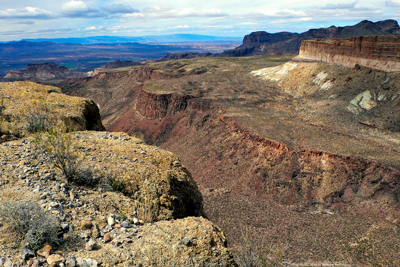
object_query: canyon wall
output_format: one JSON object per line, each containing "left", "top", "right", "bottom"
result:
{"left": 299, "top": 35, "right": 400, "bottom": 72}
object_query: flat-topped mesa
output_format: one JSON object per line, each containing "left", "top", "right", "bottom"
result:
{"left": 299, "top": 35, "right": 400, "bottom": 72}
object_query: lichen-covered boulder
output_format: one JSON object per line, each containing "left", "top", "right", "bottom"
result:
{"left": 72, "top": 131, "right": 204, "bottom": 221}
{"left": 0, "top": 81, "right": 104, "bottom": 138}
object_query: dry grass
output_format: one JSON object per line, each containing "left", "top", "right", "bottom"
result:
{"left": 204, "top": 194, "right": 400, "bottom": 266}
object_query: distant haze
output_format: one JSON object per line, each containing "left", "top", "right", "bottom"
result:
{"left": 0, "top": 0, "right": 400, "bottom": 41}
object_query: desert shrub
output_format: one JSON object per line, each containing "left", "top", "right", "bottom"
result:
{"left": 0, "top": 201, "right": 61, "bottom": 252}
{"left": 0, "top": 86, "right": 5, "bottom": 116}
{"left": 235, "top": 230, "right": 287, "bottom": 267}
{"left": 25, "top": 102, "right": 55, "bottom": 133}
{"left": 34, "top": 130, "right": 98, "bottom": 187}
{"left": 73, "top": 168, "right": 99, "bottom": 187}
{"left": 109, "top": 176, "right": 127, "bottom": 193}
{"left": 37, "top": 130, "right": 79, "bottom": 183}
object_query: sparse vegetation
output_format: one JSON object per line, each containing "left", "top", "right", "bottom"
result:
{"left": 234, "top": 230, "right": 287, "bottom": 267}
{"left": 0, "top": 201, "right": 61, "bottom": 252}
{"left": 25, "top": 102, "right": 55, "bottom": 133}
{"left": 0, "top": 84, "right": 5, "bottom": 116}
{"left": 109, "top": 176, "right": 127, "bottom": 193}
{"left": 34, "top": 130, "right": 98, "bottom": 187}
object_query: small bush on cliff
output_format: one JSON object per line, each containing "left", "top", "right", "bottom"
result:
{"left": 33, "top": 130, "right": 98, "bottom": 186}
{"left": 0, "top": 200, "right": 61, "bottom": 252}
{"left": 235, "top": 230, "right": 287, "bottom": 267}
{"left": 25, "top": 102, "right": 55, "bottom": 133}
{"left": 0, "top": 85, "right": 5, "bottom": 116}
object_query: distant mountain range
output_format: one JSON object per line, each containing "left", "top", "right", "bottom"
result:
{"left": 20, "top": 34, "right": 242, "bottom": 44}
{"left": 156, "top": 19, "right": 400, "bottom": 60}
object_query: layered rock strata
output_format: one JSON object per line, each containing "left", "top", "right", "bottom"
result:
{"left": 299, "top": 35, "right": 400, "bottom": 72}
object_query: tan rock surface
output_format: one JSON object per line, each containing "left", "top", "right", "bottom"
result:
{"left": 72, "top": 216, "right": 236, "bottom": 267}
{"left": 0, "top": 81, "right": 105, "bottom": 138}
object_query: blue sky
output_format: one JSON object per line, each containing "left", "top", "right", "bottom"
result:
{"left": 0, "top": 0, "right": 399, "bottom": 41}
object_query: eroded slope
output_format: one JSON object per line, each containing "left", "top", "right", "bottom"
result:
{"left": 59, "top": 56, "right": 400, "bottom": 265}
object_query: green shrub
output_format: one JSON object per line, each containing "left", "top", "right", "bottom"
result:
{"left": 0, "top": 201, "right": 61, "bottom": 252}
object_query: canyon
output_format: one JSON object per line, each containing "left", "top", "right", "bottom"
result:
{"left": 56, "top": 35, "right": 400, "bottom": 264}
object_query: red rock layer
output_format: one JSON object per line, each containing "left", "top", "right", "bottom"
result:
{"left": 299, "top": 35, "right": 400, "bottom": 72}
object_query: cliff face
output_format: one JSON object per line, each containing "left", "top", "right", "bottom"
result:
{"left": 218, "top": 19, "right": 400, "bottom": 57}
{"left": 136, "top": 89, "right": 193, "bottom": 119}
{"left": 299, "top": 35, "right": 400, "bottom": 72}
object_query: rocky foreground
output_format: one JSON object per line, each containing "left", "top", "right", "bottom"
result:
{"left": 0, "top": 82, "right": 236, "bottom": 267}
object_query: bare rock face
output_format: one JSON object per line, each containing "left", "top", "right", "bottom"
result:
{"left": 299, "top": 35, "right": 400, "bottom": 72}
{"left": 218, "top": 19, "right": 400, "bottom": 57}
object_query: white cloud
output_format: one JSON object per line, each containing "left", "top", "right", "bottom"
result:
{"left": 386, "top": 0, "right": 400, "bottom": 6}
{"left": 13, "top": 20, "right": 35, "bottom": 25}
{"left": 142, "top": 6, "right": 228, "bottom": 18}
{"left": 0, "top": 7, "right": 53, "bottom": 20}
{"left": 62, "top": 0, "right": 88, "bottom": 12}
{"left": 85, "top": 26, "right": 96, "bottom": 30}
{"left": 237, "top": 22, "right": 258, "bottom": 25}
{"left": 124, "top": 13, "right": 145, "bottom": 18}
{"left": 246, "top": 8, "right": 307, "bottom": 19}
{"left": 169, "top": 25, "right": 190, "bottom": 28}
{"left": 269, "top": 17, "right": 313, "bottom": 25}
{"left": 100, "top": 4, "right": 139, "bottom": 15}
{"left": 322, "top": 2, "right": 357, "bottom": 9}
{"left": 62, "top": 0, "right": 109, "bottom": 18}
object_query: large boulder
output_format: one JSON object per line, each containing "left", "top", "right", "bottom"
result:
{"left": 74, "top": 131, "right": 204, "bottom": 221}
{"left": 0, "top": 81, "right": 105, "bottom": 138}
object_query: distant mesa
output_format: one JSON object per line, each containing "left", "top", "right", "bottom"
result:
{"left": 4, "top": 62, "right": 92, "bottom": 81}
{"left": 155, "top": 52, "right": 213, "bottom": 62}
{"left": 219, "top": 19, "right": 400, "bottom": 57}
{"left": 4, "top": 62, "right": 69, "bottom": 80}
{"left": 298, "top": 35, "right": 400, "bottom": 72}
{"left": 102, "top": 60, "right": 142, "bottom": 69}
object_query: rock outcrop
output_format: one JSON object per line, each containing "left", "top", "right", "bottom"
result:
{"left": 218, "top": 19, "right": 400, "bottom": 57}
{"left": 155, "top": 52, "right": 213, "bottom": 62}
{"left": 299, "top": 35, "right": 400, "bottom": 72}
{"left": 0, "top": 81, "right": 105, "bottom": 138}
{"left": 0, "top": 130, "right": 233, "bottom": 266}
{"left": 102, "top": 60, "right": 141, "bottom": 69}
{"left": 0, "top": 82, "right": 234, "bottom": 266}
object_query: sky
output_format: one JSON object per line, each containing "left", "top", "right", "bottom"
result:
{"left": 0, "top": 0, "right": 400, "bottom": 41}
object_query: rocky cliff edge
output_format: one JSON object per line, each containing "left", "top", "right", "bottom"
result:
{"left": 0, "top": 82, "right": 236, "bottom": 267}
